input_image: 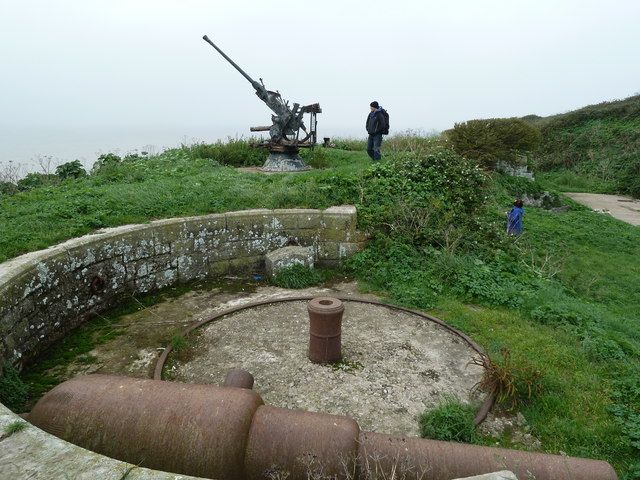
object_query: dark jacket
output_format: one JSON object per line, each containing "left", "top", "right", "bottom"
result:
{"left": 366, "top": 108, "right": 386, "bottom": 135}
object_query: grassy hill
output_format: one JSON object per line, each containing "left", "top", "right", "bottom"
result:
{"left": 0, "top": 137, "right": 639, "bottom": 477}
{"left": 525, "top": 94, "right": 640, "bottom": 196}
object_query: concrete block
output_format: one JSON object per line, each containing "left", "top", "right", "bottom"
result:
{"left": 271, "top": 209, "right": 320, "bottom": 230}
{"left": 297, "top": 210, "right": 323, "bottom": 229}
{"left": 265, "top": 246, "right": 314, "bottom": 277}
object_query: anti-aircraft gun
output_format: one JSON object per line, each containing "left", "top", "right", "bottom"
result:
{"left": 202, "top": 35, "right": 321, "bottom": 171}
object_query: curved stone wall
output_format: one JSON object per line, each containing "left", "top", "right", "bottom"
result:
{"left": 0, "top": 206, "right": 363, "bottom": 373}
{"left": 0, "top": 206, "right": 363, "bottom": 478}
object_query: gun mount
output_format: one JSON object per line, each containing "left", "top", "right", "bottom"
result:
{"left": 203, "top": 35, "right": 321, "bottom": 171}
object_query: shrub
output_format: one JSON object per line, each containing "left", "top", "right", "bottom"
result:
{"left": 609, "top": 373, "right": 640, "bottom": 456}
{"left": 16, "top": 172, "right": 59, "bottom": 191}
{"left": 451, "top": 256, "right": 527, "bottom": 308}
{"left": 495, "top": 173, "right": 546, "bottom": 199}
{"left": 56, "top": 160, "right": 86, "bottom": 179}
{"left": 359, "top": 147, "right": 487, "bottom": 249}
{"left": 419, "top": 397, "right": 477, "bottom": 443}
{"left": 447, "top": 118, "right": 541, "bottom": 169}
{"left": 184, "top": 139, "right": 264, "bottom": 167}
{"left": 0, "top": 365, "right": 29, "bottom": 412}
{"left": 529, "top": 303, "right": 590, "bottom": 327}
{"left": 271, "top": 264, "right": 323, "bottom": 289}
{"left": 618, "top": 152, "right": 640, "bottom": 198}
{"left": 91, "top": 153, "right": 122, "bottom": 177}
{"left": 0, "top": 181, "right": 18, "bottom": 197}
{"left": 581, "top": 333, "right": 627, "bottom": 362}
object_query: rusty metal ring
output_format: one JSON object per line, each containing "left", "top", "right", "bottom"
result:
{"left": 152, "top": 295, "right": 495, "bottom": 425}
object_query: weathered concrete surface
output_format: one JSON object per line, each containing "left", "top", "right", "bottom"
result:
{"left": 0, "top": 404, "right": 205, "bottom": 479}
{"left": 0, "top": 207, "right": 365, "bottom": 372}
{"left": 265, "top": 245, "right": 314, "bottom": 277}
{"left": 566, "top": 192, "right": 640, "bottom": 226}
{"left": 169, "top": 287, "right": 484, "bottom": 437}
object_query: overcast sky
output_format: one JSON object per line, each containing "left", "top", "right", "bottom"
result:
{"left": 1, "top": 0, "right": 639, "bottom": 139}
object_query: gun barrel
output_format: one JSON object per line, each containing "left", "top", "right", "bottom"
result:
{"left": 202, "top": 35, "right": 261, "bottom": 90}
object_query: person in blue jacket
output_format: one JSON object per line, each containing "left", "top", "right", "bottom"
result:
{"left": 507, "top": 199, "right": 524, "bottom": 235}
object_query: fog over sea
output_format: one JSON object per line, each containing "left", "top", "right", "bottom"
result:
{"left": 0, "top": 124, "right": 364, "bottom": 179}
{"left": 0, "top": 125, "right": 241, "bottom": 177}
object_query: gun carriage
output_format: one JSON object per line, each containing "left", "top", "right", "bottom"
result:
{"left": 202, "top": 35, "right": 321, "bottom": 171}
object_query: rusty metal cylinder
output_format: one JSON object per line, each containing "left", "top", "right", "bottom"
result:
{"left": 27, "top": 375, "right": 618, "bottom": 480}
{"left": 245, "top": 406, "right": 360, "bottom": 480}
{"left": 307, "top": 296, "right": 344, "bottom": 363}
{"left": 223, "top": 368, "right": 255, "bottom": 389}
{"left": 28, "top": 375, "right": 263, "bottom": 480}
{"left": 358, "top": 431, "right": 618, "bottom": 480}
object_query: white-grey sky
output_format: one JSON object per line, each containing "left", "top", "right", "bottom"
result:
{"left": 1, "top": 0, "right": 639, "bottom": 144}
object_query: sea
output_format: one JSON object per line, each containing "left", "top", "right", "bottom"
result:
{"left": 0, "top": 125, "right": 256, "bottom": 179}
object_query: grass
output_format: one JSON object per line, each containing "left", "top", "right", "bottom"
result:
{"left": 529, "top": 94, "right": 640, "bottom": 198}
{"left": 2, "top": 420, "right": 27, "bottom": 437}
{"left": 0, "top": 147, "right": 369, "bottom": 262}
{"left": 419, "top": 397, "right": 477, "bottom": 443}
{"left": 271, "top": 264, "right": 324, "bottom": 289}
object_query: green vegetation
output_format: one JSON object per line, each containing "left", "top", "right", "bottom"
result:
{"left": 0, "top": 145, "right": 365, "bottom": 262}
{"left": 3, "top": 420, "right": 28, "bottom": 436}
{"left": 1, "top": 127, "right": 638, "bottom": 476}
{"left": 171, "top": 334, "right": 188, "bottom": 352}
{"left": 56, "top": 160, "right": 87, "bottom": 179}
{"left": 447, "top": 118, "right": 541, "bottom": 169}
{"left": 526, "top": 94, "right": 640, "bottom": 197}
{"left": 471, "top": 349, "right": 543, "bottom": 410}
{"left": 271, "top": 264, "right": 324, "bottom": 289}
{"left": 13, "top": 281, "right": 245, "bottom": 410}
{"left": 419, "top": 397, "right": 477, "bottom": 443}
{"left": 0, "top": 365, "right": 29, "bottom": 411}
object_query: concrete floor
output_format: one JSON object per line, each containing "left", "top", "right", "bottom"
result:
{"left": 168, "top": 285, "right": 484, "bottom": 437}
{"left": 566, "top": 192, "right": 640, "bottom": 226}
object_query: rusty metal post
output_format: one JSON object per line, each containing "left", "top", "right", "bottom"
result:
{"left": 307, "top": 297, "right": 344, "bottom": 363}
{"left": 223, "top": 368, "right": 255, "bottom": 389}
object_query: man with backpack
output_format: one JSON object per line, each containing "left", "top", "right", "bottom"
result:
{"left": 366, "top": 101, "right": 389, "bottom": 161}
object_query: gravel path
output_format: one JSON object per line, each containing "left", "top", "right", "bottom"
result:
{"left": 565, "top": 193, "right": 640, "bottom": 226}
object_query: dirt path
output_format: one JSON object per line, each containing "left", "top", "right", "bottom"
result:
{"left": 565, "top": 193, "right": 640, "bottom": 226}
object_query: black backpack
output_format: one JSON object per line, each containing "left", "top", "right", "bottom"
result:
{"left": 381, "top": 108, "right": 390, "bottom": 135}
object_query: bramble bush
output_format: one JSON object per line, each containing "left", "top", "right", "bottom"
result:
{"left": 358, "top": 147, "right": 487, "bottom": 249}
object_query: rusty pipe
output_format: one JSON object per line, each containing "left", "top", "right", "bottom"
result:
{"left": 28, "top": 375, "right": 263, "bottom": 480}
{"left": 28, "top": 375, "right": 618, "bottom": 480}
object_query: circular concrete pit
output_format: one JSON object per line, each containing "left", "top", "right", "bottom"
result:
{"left": 164, "top": 287, "right": 484, "bottom": 437}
